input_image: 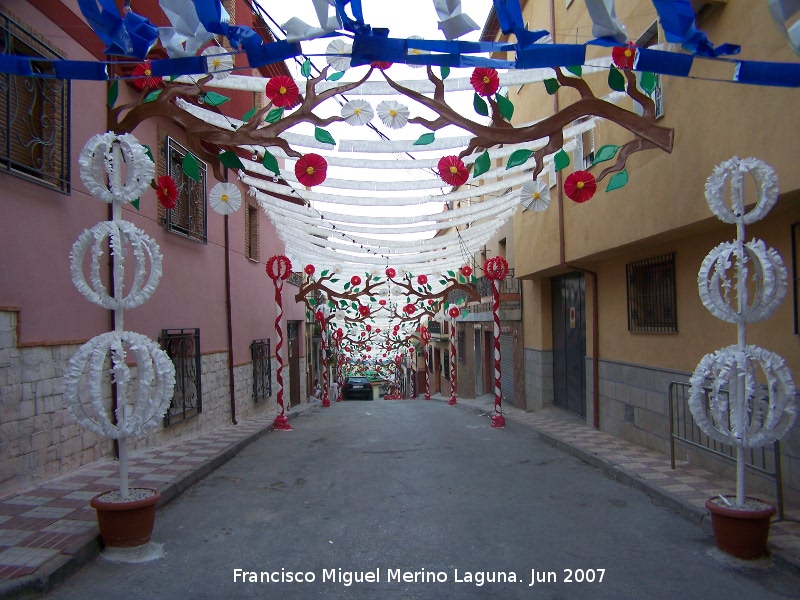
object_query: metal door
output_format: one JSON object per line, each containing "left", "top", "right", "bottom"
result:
{"left": 551, "top": 273, "right": 586, "bottom": 417}
{"left": 474, "top": 329, "right": 483, "bottom": 397}
{"left": 500, "top": 333, "right": 515, "bottom": 406}
{"left": 288, "top": 321, "right": 301, "bottom": 407}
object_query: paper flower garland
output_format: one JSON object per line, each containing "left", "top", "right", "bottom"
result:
{"left": 326, "top": 39, "right": 352, "bottom": 71}
{"left": 209, "top": 182, "right": 242, "bottom": 215}
{"left": 461, "top": 265, "right": 472, "bottom": 277}
{"left": 437, "top": 155, "right": 469, "bottom": 186}
{"left": 295, "top": 153, "right": 328, "bottom": 187}
{"left": 485, "top": 256, "right": 509, "bottom": 281}
{"left": 132, "top": 60, "right": 162, "bottom": 90}
{"left": 156, "top": 175, "right": 178, "bottom": 209}
{"left": 265, "top": 75, "right": 300, "bottom": 108}
{"left": 470, "top": 67, "right": 500, "bottom": 96}
{"left": 521, "top": 180, "right": 551, "bottom": 212}
{"left": 564, "top": 170, "right": 597, "bottom": 203}
{"left": 351, "top": 275, "right": 362, "bottom": 286}
{"left": 341, "top": 99, "right": 374, "bottom": 126}
{"left": 305, "top": 264, "right": 315, "bottom": 275}
{"left": 377, "top": 100, "right": 409, "bottom": 129}
{"left": 202, "top": 46, "right": 234, "bottom": 80}
{"left": 612, "top": 43, "right": 637, "bottom": 70}
{"left": 386, "top": 267, "right": 396, "bottom": 278}
{"left": 79, "top": 132, "right": 155, "bottom": 204}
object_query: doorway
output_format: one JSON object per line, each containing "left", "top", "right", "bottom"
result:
{"left": 551, "top": 273, "right": 586, "bottom": 418}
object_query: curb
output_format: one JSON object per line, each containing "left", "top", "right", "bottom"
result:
{"left": 0, "top": 406, "right": 314, "bottom": 600}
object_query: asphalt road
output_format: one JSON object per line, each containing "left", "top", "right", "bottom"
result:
{"left": 43, "top": 399, "right": 800, "bottom": 599}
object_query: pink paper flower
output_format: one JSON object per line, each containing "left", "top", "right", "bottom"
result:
{"left": 132, "top": 61, "right": 162, "bottom": 90}
{"left": 438, "top": 156, "right": 469, "bottom": 187}
{"left": 470, "top": 67, "right": 500, "bottom": 96}
{"left": 295, "top": 153, "right": 328, "bottom": 187}
{"left": 265, "top": 75, "right": 300, "bottom": 108}
{"left": 612, "top": 43, "right": 637, "bottom": 70}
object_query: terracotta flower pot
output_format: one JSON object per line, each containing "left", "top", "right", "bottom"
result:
{"left": 90, "top": 488, "right": 161, "bottom": 548}
{"left": 705, "top": 496, "right": 776, "bottom": 559}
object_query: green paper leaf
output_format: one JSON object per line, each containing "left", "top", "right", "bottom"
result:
{"left": 262, "top": 150, "right": 280, "bottom": 176}
{"left": 144, "top": 89, "right": 162, "bottom": 103}
{"left": 413, "top": 132, "right": 436, "bottom": 146}
{"left": 439, "top": 279, "right": 447, "bottom": 285}
{"left": 447, "top": 270, "right": 455, "bottom": 277}
{"left": 544, "top": 78, "right": 560, "bottom": 95}
{"left": 344, "top": 282, "right": 351, "bottom": 290}
{"left": 301, "top": 59, "right": 312, "bottom": 78}
{"left": 182, "top": 152, "right": 200, "bottom": 181}
{"left": 315, "top": 127, "right": 336, "bottom": 145}
{"left": 506, "top": 149, "right": 533, "bottom": 169}
{"left": 592, "top": 145, "right": 620, "bottom": 165}
{"left": 321, "top": 269, "right": 330, "bottom": 277}
{"left": 370, "top": 296, "right": 376, "bottom": 302}
{"left": 496, "top": 93, "right": 514, "bottom": 121}
{"left": 142, "top": 144, "right": 153, "bottom": 162}
{"left": 203, "top": 91, "right": 230, "bottom": 106}
{"left": 461, "top": 309, "right": 469, "bottom": 317}
{"left": 339, "top": 300, "right": 347, "bottom": 308}
{"left": 242, "top": 106, "right": 257, "bottom": 122}
{"left": 440, "top": 66, "right": 450, "bottom": 80}
{"left": 473, "top": 93, "right": 489, "bottom": 117}
{"left": 131, "top": 198, "right": 140, "bottom": 211}
{"left": 107, "top": 80, "right": 118, "bottom": 108}
{"left": 327, "top": 71, "right": 345, "bottom": 81}
{"left": 608, "top": 67, "right": 626, "bottom": 92}
{"left": 218, "top": 151, "right": 244, "bottom": 170}
{"left": 351, "top": 302, "right": 357, "bottom": 310}
{"left": 472, "top": 150, "right": 491, "bottom": 179}
{"left": 566, "top": 65, "right": 582, "bottom": 77}
{"left": 640, "top": 72, "right": 657, "bottom": 96}
{"left": 605, "top": 169, "right": 629, "bottom": 192}
{"left": 554, "top": 149, "right": 570, "bottom": 172}
{"left": 330, "top": 278, "right": 339, "bottom": 283}
{"left": 265, "top": 107, "right": 284, "bottom": 123}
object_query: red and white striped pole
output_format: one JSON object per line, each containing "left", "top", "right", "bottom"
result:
{"left": 266, "top": 255, "right": 293, "bottom": 430}
{"left": 420, "top": 326, "right": 431, "bottom": 400}
{"left": 447, "top": 307, "right": 460, "bottom": 405}
{"left": 315, "top": 306, "right": 332, "bottom": 408}
{"left": 484, "top": 257, "right": 508, "bottom": 428}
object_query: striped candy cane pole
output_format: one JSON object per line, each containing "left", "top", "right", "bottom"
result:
{"left": 409, "top": 347, "right": 415, "bottom": 398}
{"left": 484, "top": 257, "right": 507, "bottom": 428}
{"left": 424, "top": 345, "right": 430, "bottom": 400}
{"left": 267, "top": 256, "right": 292, "bottom": 431}
{"left": 321, "top": 332, "right": 330, "bottom": 407}
{"left": 448, "top": 317, "right": 457, "bottom": 405}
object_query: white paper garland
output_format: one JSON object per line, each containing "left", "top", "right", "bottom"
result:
{"left": 79, "top": 132, "right": 155, "bottom": 204}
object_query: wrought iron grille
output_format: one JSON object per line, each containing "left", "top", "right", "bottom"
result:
{"left": 250, "top": 339, "right": 271, "bottom": 403}
{"left": 286, "top": 271, "right": 304, "bottom": 287}
{"left": 626, "top": 253, "right": 678, "bottom": 333}
{"left": 160, "top": 328, "right": 202, "bottom": 426}
{"left": 427, "top": 321, "right": 441, "bottom": 335}
{"left": 164, "top": 137, "right": 207, "bottom": 243}
{"left": 0, "top": 11, "right": 70, "bottom": 193}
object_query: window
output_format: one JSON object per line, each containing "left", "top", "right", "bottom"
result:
{"left": 792, "top": 223, "right": 800, "bottom": 334}
{"left": 443, "top": 350, "right": 450, "bottom": 379}
{"left": 626, "top": 253, "right": 678, "bottom": 333}
{"left": 634, "top": 22, "right": 664, "bottom": 119}
{"left": 251, "top": 339, "right": 272, "bottom": 403}
{"left": 245, "top": 199, "right": 260, "bottom": 260}
{"left": 162, "top": 137, "right": 207, "bottom": 243}
{"left": 0, "top": 10, "right": 69, "bottom": 192}
{"left": 161, "top": 328, "right": 202, "bottom": 426}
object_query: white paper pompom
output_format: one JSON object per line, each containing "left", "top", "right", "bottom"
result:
{"left": 79, "top": 132, "right": 154, "bottom": 204}
{"left": 202, "top": 46, "right": 234, "bottom": 80}
{"left": 209, "top": 182, "right": 243, "bottom": 215}
{"left": 326, "top": 39, "right": 352, "bottom": 72}
{"left": 520, "top": 180, "right": 550, "bottom": 212}
{"left": 341, "top": 99, "right": 374, "bottom": 126}
{"left": 376, "top": 100, "right": 410, "bottom": 129}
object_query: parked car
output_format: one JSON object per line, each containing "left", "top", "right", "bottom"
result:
{"left": 342, "top": 376, "right": 373, "bottom": 400}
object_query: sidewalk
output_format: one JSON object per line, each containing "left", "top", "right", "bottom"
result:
{"left": 433, "top": 392, "right": 800, "bottom": 573}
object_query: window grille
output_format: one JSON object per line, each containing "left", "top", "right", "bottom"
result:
{"left": 251, "top": 339, "right": 272, "bottom": 403}
{"left": 443, "top": 350, "right": 450, "bottom": 379}
{"left": 163, "top": 137, "right": 207, "bottom": 243}
{"left": 0, "top": 11, "right": 70, "bottom": 193}
{"left": 245, "top": 199, "right": 260, "bottom": 260}
{"left": 792, "top": 223, "right": 800, "bottom": 334}
{"left": 160, "top": 328, "right": 202, "bottom": 426}
{"left": 626, "top": 253, "right": 678, "bottom": 333}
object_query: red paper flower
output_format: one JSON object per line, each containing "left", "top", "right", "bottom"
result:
{"left": 376, "top": 328, "right": 381, "bottom": 333}
{"left": 484, "top": 256, "right": 509, "bottom": 281}
{"left": 304, "top": 264, "right": 315, "bottom": 275}
{"left": 461, "top": 265, "right": 473, "bottom": 277}
{"left": 361, "top": 331, "right": 367, "bottom": 337}
{"left": 470, "top": 67, "right": 500, "bottom": 96}
{"left": 379, "top": 299, "right": 387, "bottom": 306}
{"left": 295, "top": 153, "right": 328, "bottom": 187}
{"left": 448, "top": 306, "right": 461, "bottom": 319}
{"left": 612, "top": 43, "right": 637, "bottom": 70}
{"left": 404, "top": 304, "right": 416, "bottom": 315}
{"left": 417, "top": 274, "right": 428, "bottom": 285}
{"left": 132, "top": 61, "right": 162, "bottom": 90}
{"left": 371, "top": 61, "right": 392, "bottom": 70}
{"left": 156, "top": 175, "right": 178, "bottom": 209}
{"left": 265, "top": 75, "right": 299, "bottom": 108}
{"left": 266, "top": 255, "right": 293, "bottom": 281}
{"left": 438, "top": 156, "right": 469, "bottom": 187}
{"left": 366, "top": 324, "right": 372, "bottom": 332}
{"left": 564, "top": 170, "right": 597, "bottom": 203}
{"left": 365, "top": 345, "right": 372, "bottom": 352}
{"left": 428, "top": 299, "right": 435, "bottom": 305}
{"left": 351, "top": 275, "right": 362, "bottom": 286}
{"left": 358, "top": 305, "right": 370, "bottom": 317}
{"left": 385, "top": 267, "right": 396, "bottom": 278}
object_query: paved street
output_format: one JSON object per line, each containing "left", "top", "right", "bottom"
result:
{"left": 43, "top": 399, "right": 800, "bottom": 599}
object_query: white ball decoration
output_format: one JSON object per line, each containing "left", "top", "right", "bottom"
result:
{"left": 703, "top": 156, "right": 779, "bottom": 225}
{"left": 79, "top": 132, "right": 155, "bottom": 204}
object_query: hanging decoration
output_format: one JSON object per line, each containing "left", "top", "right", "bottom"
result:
{"left": 484, "top": 255, "right": 509, "bottom": 428}
{"left": 202, "top": 46, "right": 235, "bottom": 79}
{"left": 315, "top": 303, "right": 334, "bottom": 407}
{"left": 564, "top": 170, "right": 598, "bottom": 203}
{"left": 447, "top": 306, "right": 460, "bottom": 406}
{"left": 376, "top": 100, "right": 410, "bottom": 129}
{"left": 294, "top": 153, "right": 328, "bottom": 187}
{"left": 520, "top": 180, "right": 551, "bottom": 212}
{"left": 420, "top": 326, "right": 432, "bottom": 400}
{"left": 209, "top": 182, "right": 243, "bottom": 215}
{"left": 155, "top": 175, "right": 178, "bottom": 209}
{"left": 266, "top": 254, "right": 294, "bottom": 430}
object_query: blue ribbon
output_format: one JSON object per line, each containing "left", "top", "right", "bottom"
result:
{"left": 651, "top": 0, "right": 740, "bottom": 57}
{"left": 516, "top": 44, "right": 587, "bottom": 69}
{"left": 77, "top": 0, "right": 158, "bottom": 58}
{"left": 492, "top": 0, "right": 549, "bottom": 49}
{"left": 635, "top": 47, "right": 693, "bottom": 77}
{"left": 735, "top": 59, "right": 800, "bottom": 87}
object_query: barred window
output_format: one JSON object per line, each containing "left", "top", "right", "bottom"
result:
{"left": 162, "top": 137, "right": 207, "bottom": 243}
{"left": 251, "top": 339, "right": 271, "bottom": 403}
{"left": 161, "top": 328, "right": 202, "bottom": 426}
{"left": 626, "top": 253, "right": 678, "bottom": 333}
{"left": 245, "top": 199, "right": 260, "bottom": 261}
{"left": 0, "top": 11, "right": 69, "bottom": 193}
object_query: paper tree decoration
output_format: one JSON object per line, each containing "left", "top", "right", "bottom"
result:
{"left": 64, "top": 132, "right": 175, "bottom": 500}
{"left": 689, "top": 157, "right": 797, "bottom": 508}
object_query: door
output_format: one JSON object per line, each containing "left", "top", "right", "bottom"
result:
{"left": 500, "top": 332, "right": 515, "bottom": 407}
{"left": 288, "top": 321, "right": 301, "bottom": 407}
{"left": 483, "top": 331, "right": 492, "bottom": 395}
{"left": 551, "top": 273, "right": 586, "bottom": 418}
{"left": 474, "top": 329, "right": 483, "bottom": 397}
{"left": 433, "top": 348, "right": 441, "bottom": 394}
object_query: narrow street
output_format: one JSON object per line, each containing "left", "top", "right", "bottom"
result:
{"left": 45, "top": 400, "right": 800, "bottom": 599}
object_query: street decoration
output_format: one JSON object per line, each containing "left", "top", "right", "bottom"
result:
{"left": 266, "top": 254, "right": 294, "bottom": 430}
{"left": 484, "top": 256, "right": 509, "bottom": 428}
{"left": 447, "top": 306, "right": 461, "bottom": 405}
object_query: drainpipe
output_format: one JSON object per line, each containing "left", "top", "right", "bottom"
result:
{"left": 224, "top": 213, "right": 238, "bottom": 424}
{"left": 551, "top": 0, "right": 600, "bottom": 429}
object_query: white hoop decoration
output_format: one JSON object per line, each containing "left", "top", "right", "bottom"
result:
{"left": 697, "top": 239, "right": 787, "bottom": 323}
{"left": 70, "top": 221, "right": 163, "bottom": 310}
{"left": 209, "top": 182, "right": 242, "bottom": 215}
{"left": 63, "top": 331, "right": 176, "bottom": 440}
{"left": 79, "top": 132, "right": 155, "bottom": 204}
{"left": 689, "top": 345, "right": 797, "bottom": 448}
{"left": 703, "top": 156, "right": 779, "bottom": 225}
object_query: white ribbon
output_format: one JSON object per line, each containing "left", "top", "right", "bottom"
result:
{"left": 158, "top": 0, "right": 215, "bottom": 58}
{"left": 768, "top": 0, "right": 800, "bottom": 56}
{"left": 433, "top": 0, "right": 479, "bottom": 40}
{"left": 584, "top": 0, "right": 628, "bottom": 43}
{"left": 282, "top": 0, "right": 342, "bottom": 42}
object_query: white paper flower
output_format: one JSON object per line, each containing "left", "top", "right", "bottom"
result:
{"left": 209, "top": 182, "right": 242, "bottom": 215}
{"left": 520, "top": 180, "right": 551, "bottom": 212}
{"left": 406, "top": 35, "right": 429, "bottom": 68}
{"left": 202, "top": 46, "right": 234, "bottom": 80}
{"left": 341, "top": 99, "right": 374, "bottom": 126}
{"left": 326, "top": 39, "right": 352, "bottom": 72}
{"left": 377, "top": 100, "right": 410, "bottom": 129}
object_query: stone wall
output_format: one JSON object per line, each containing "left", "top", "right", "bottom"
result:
{"left": 523, "top": 348, "right": 553, "bottom": 411}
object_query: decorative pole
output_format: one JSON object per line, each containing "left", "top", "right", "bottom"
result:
{"left": 409, "top": 345, "right": 415, "bottom": 398}
{"left": 485, "top": 256, "right": 509, "bottom": 428}
{"left": 333, "top": 328, "right": 344, "bottom": 401}
{"left": 420, "top": 326, "right": 431, "bottom": 400}
{"left": 266, "top": 255, "right": 293, "bottom": 430}
{"left": 447, "top": 306, "right": 460, "bottom": 405}
{"left": 315, "top": 304, "right": 332, "bottom": 408}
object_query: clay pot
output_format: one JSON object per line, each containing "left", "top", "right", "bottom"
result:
{"left": 705, "top": 496, "right": 776, "bottom": 559}
{"left": 90, "top": 488, "right": 161, "bottom": 548}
